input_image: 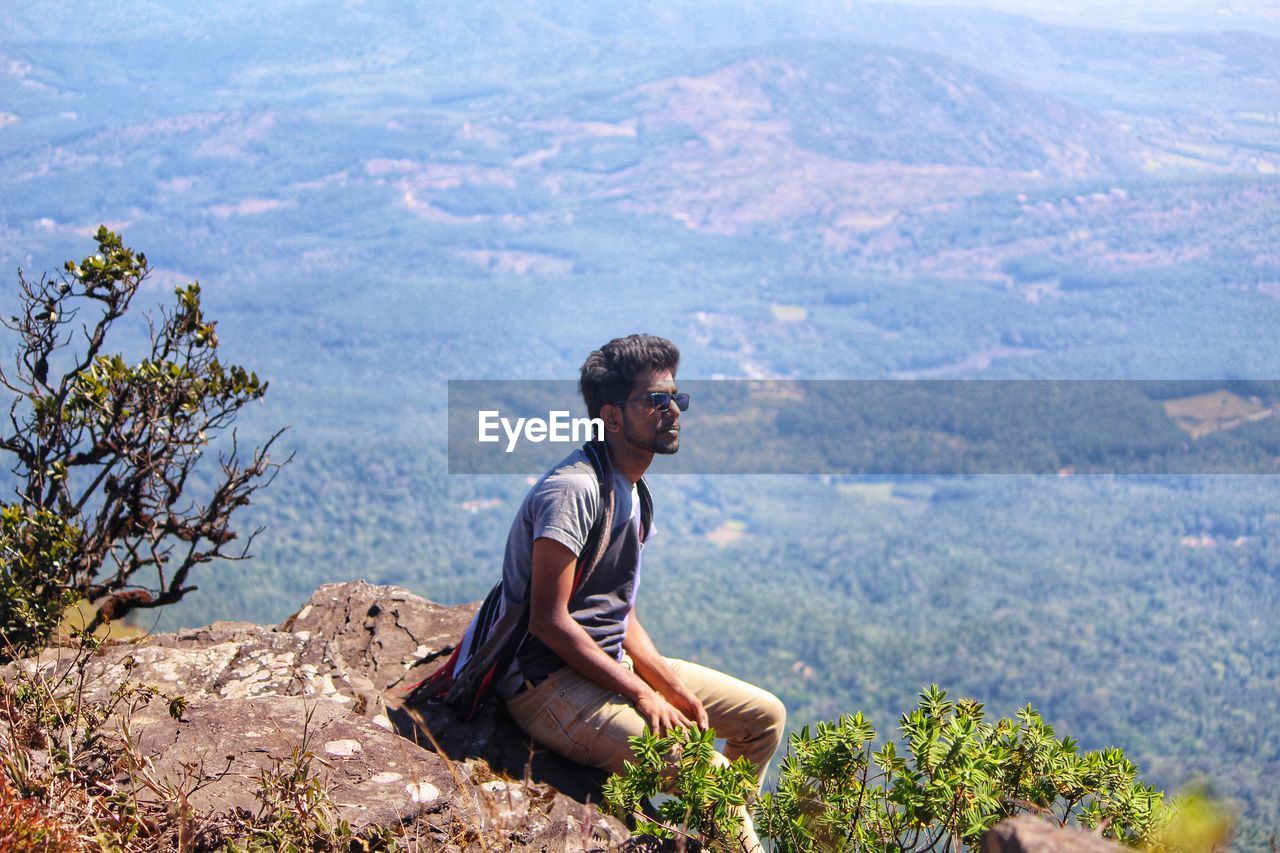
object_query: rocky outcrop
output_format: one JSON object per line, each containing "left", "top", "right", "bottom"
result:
{"left": 279, "top": 580, "right": 476, "bottom": 698}
{"left": 279, "top": 580, "right": 615, "bottom": 803}
{"left": 979, "top": 816, "right": 1128, "bottom": 852}
{"left": 9, "top": 581, "right": 627, "bottom": 850}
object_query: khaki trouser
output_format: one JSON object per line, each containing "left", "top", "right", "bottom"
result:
{"left": 505, "top": 657, "right": 786, "bottom": 852}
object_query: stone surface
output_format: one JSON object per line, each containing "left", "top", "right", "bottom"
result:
{"left": 282, "top": 582, "right": 615, "bottom": 805}
{"left": 125, "top": 695, "right": 463, "bottom": 831}
{"left": 280, "top": 580, "right": 477, "bottom": 696}
{"left": 980, "top": 816, "right": 1128, "bottom": 853}
{"left": 5, "top": 581, "right": 628, "bottom": 850}
{"left": 13, "top": 581, "right": 475, "bottom": 725}
{"left": 16, "top": 621, "right": 378, "bottom": 719}
{"left": 392, "top": 694, "right": 614, "bottom": 807}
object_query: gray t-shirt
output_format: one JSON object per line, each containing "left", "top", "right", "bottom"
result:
{"left": 498, "top": 448, "right": 651, "bottom": 694}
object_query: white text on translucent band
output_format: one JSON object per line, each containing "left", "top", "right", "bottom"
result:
{"left": 477, "top": 410, "right": 605, "bottom": 453}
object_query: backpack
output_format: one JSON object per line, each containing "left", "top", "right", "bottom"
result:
{"left": 405, "top": 440, "right": 653, "bottom": 718}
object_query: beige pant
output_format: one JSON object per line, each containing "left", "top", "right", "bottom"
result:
{"left": 505, "top": 657, "right": 786, "bottom": 851}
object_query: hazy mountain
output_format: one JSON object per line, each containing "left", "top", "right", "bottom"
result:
{"left": 2, "top": 1, "right": 1277, "bottom": 401}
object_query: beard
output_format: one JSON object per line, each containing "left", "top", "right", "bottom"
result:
{"left": 622, "top": 417, "right": 680, "bottom": 455}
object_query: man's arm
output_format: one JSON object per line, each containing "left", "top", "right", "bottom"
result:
{"left": 527, "top": 536, "right": 693, "bottom": 732}
{"left": 623, "top": 612, "right": 709, "bottom": 729}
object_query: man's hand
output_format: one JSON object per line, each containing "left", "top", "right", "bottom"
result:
{"left": 666, "top": 685, "right": 709, "bottom": 730}
{"left": 622, "top": 614, "right": 710, "bottom": 730}
{"left": 636, "top": 688, "right": 696, "bottom": 733}
{"left": 623, "top": 614, "right": 711, "bottom": 730}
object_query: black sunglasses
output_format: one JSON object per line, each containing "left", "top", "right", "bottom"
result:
{"left": 618, "top": 391, "right": 690, "bottom": 412}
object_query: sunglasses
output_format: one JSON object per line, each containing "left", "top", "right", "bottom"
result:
{"left": 619, "top": 391, "right": 690, "bottom": 412}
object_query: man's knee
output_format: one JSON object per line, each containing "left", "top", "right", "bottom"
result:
{"left": 755, "top": 690, "right": 787, "bottom": 749}
{"left": 764, "top": 691, "right": 786, "bottom": 729}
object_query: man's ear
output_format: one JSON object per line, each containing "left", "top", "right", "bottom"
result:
{"left": 601, "top": 402, "right": 622, "bottom": 433}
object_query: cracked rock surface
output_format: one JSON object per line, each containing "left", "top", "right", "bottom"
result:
{"left": 126, "top": 695, "right": 460, "bottom": 831}
{"left": 7, "top": 581, "right": 627, "bottom": 850}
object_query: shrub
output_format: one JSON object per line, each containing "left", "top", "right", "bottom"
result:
{"left": 604, "top": 725, "right": 758, "bottom": 850}
{"left": 607, "top": 685, "right": 1174, "bottom": 851}
{"left": 0, "top": 228, "right": 285, "bottom": 655}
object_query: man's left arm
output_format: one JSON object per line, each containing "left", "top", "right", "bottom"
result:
{"left": 623, "top": 613, "right": 709, "bottom": 729}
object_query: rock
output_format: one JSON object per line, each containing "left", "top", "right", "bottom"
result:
{"left": 13, "top": 582, "right": 474, "bottom": 725}
{"left": 15, "top": 621, "right": 377, "bottom": 714}
{"left": 283, "top": 581, "right": 617, "bottom": 806}
{"left": 280, "top": 580, "right": 477, "bottom": 696}
{"left": 124, "top": 695, "right": 464, "bottom": 832}
{"left": 4, "top": 581, "right": 629, "bottom": 850}
{"left": 391, "top": 695, "right": 615, "bottom": 807}
{"left": 980, "top": 816, "right": 1128, "bottom": 853}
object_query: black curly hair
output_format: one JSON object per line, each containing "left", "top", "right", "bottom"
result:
{"left": 579, "top": 334, "right": 680, "bottom": 420}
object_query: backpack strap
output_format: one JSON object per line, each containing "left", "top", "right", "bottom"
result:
{"left": 637, "top": 476, "right": 653, "bottom": 540}
{"left": 405, "top": 579, "right": 509, "bottom": 708}
{"left": 575, "top": 440, "right": 616, "bottom": 591}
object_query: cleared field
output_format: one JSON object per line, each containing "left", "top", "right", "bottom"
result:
{"left": 1163, "top": 390, "right": 1275, "bottom": 438}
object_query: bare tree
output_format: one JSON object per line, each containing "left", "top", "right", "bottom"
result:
{"left": 0, "top": 227, "right": 286, "bottom": 646}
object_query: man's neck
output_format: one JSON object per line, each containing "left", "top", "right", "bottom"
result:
{"left": 602, "top": 434, "right": 651, "bottom": 485}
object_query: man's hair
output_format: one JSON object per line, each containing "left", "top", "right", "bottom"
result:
{"left": 579, "top": 334, "right": 680, "bottom": 420}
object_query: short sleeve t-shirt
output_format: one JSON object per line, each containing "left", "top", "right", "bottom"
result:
{"left": 498, "top": 448, "right": 650, "bottom": 692}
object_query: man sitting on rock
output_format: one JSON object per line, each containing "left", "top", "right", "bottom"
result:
{"left": 417, "top": 334, "right": 785, "bottom": 851}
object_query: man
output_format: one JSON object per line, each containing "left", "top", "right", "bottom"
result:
{"left": 494, "top": 334, "right": 785, "bottom": 851}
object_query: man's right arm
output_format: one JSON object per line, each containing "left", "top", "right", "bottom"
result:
{"left": 526, "top": 536, "right": 692, "bottom": 733}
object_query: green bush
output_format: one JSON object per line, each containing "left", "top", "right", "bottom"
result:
{"left": 0, "top": 505, "right": 79, "bottom": 652}
{"left": 603, "top": 725, "right": 758, "bottom": 850}
{"left": 607, "top": 685, "right": 1173, "bottom": 851}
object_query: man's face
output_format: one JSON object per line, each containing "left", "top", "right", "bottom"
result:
{"left": 616, "top": 369, "right": 682, "bottom": 455}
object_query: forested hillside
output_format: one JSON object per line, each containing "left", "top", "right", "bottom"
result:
{"left": 3, "top": 1, "right": 1278, "bottom": 846}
